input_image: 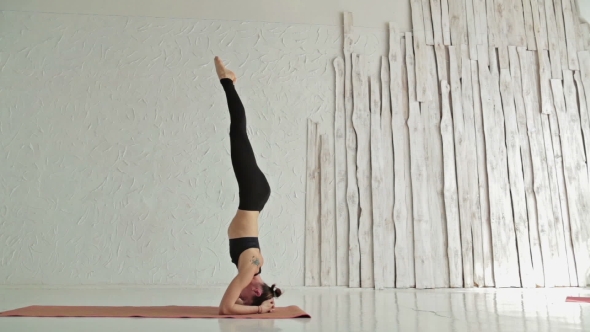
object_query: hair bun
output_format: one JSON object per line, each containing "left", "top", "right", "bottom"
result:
{"left": 270, "top": 284, "right": 283, "bottom": 297}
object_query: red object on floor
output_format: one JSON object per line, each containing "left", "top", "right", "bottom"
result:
{"left": 0, "top": 305, "right": 311, "bottom": 319}
{"left": 566, "top": 297, "right": 590, "bottom": 303}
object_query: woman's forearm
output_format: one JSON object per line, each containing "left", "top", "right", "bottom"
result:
{"left": 219, "top": 304, "right": 260, "bottom": 315}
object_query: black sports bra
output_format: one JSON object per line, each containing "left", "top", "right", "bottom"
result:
{"left": 229, "top": 237, "right": 262, "bottom": 276}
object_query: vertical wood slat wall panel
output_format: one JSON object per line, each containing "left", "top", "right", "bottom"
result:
{"left": 406, "top": 32, "right": 436, "bottom": 289}
{"left": 352, "top": 54, "right": 374, "bottom": 289}
{"left": 527, "top": 51, "right": 557, "bottom": 287}
{"left": 391, "top": 27, "right": 415, "bottom": 289}
{"left": 343, "top": 13, "right": 361, "bottom": 288}
{"left": 440, "top": 79, "right": 463, "bottom": 288}
{"left": 460, "top": 47, "right": 483, "bottom": 287}
{"left": 333, "top": 58, "right": 349, "bottom": 287}
{"left": 471, "top": 58, "right": 495, "bottom": 287}
{"left": 517, "top": 48, "right": 546, "bottom": 287}
{"left": 450, "top": 45, "right": 474, "bottom": 288}
{"left": 380, "top": 57, "right": 396, "bottom": 289}
{"left": 370, "top": 74, "right": 385, "bottom": 290}
{"left": 426, "top": 45, "right": 449, "bottom": 288}
{"left": 305, "top": 120, "right": 320, "bottom": 286}
{"left": 320, "top": 134, "right": 336, "bottom": 286}
{"left": 306, "top": 5, "right": 589, "bottom": 288}
{"left": 509, "top": 47, "right": 543, "bottom": 287}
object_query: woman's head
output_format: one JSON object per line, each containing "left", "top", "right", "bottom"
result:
{"left": 251, "top": 283, "right": 282, "bottom": 306}
{"left": 239, "top": 279, "right": 282, "bottom": 305}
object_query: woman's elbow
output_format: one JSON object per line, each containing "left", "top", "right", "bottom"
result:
{"left": 218, "top": 305, "right": 232, "bottom": 315}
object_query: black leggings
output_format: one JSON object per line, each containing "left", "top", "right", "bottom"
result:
{"left": 221, "top": 78, "right": 271, "bottom": 212}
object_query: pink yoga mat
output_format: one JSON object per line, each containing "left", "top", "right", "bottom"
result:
{"left": 0, "top": 305, "right": 311, "bottom": 319}
{"left": 566, "top": 297, "right": 590, "bottom": 303}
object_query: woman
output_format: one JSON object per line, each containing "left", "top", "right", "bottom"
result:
{"left": 214, "top": 56, "right": 283, "bottom": 315}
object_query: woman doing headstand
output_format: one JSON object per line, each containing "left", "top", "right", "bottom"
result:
{"left": 214, "top": 57, "right": 282, "bottom": 315}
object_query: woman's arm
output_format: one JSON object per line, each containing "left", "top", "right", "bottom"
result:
{"left": 219, "top": 269, "right": 258, "bottom": 315}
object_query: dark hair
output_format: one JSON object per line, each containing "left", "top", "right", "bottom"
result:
{"left": 251, "top": 283, "right": 282, "bottom": 306}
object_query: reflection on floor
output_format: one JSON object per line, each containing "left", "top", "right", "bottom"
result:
{"left": 0, "top": 287, "right": 589, "bottom": 331}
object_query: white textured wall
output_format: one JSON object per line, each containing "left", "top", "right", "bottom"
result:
{"left": 0, "top": 11, "right": 383, "bottom": 286}
{"left": 0, "top": 0, "right": 411, "bottom": 29}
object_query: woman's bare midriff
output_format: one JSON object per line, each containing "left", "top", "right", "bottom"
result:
{"left": 228, "top": 210, "right": 260, "bottom": 239}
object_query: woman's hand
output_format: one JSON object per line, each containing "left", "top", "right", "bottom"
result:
{"left": 259, "top": 299, "right": 275, "bottom": 313}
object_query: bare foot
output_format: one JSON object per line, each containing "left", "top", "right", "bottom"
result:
{"left": 214, "top": 56, "right": 237, "bottom": 82}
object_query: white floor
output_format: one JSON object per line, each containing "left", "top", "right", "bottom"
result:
{"left": 0, "top": 287, "right": 589, "bottom": 332}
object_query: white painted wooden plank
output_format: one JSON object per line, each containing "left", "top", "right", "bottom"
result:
{"left": 571, "top": 69, "right": 589, "bottom": 285}
{"left": 554, "top": 0, "right": 570, "bottom": 67}
{"left": 579, "top": 52, "right": 590, "bottom": 175}
{"left": 449, "top": 0, "right": 467, "bottom": 46}
{"left": 513, "top": 47, "right": 546, "bottom": 287}
{"left": 512, "top": 0, "right": 528, "bottom": 47}
{"left": 486, "top": 0, "right": 498, "bottom": 47}
{"left": 572, "top": 0, "right": 584, "bottom": 51}
{"left": 344, "top": 13, "right": 360, "bottom": 289}
{"left": 370, "top": 75, "right": 384, "bottom": 290}
{"left": 499, "top": 68, "right": 536, "bottom": 288}
{"left": 430, "top": 0, "right": 444, "bottom": 46}
{"left": 551, "top": 76, "right": 590, "bottom": 287}
{"left": 426, "top": 46, "right": 449, "bottom": 288}
{"left": 547, "top": 110, "right": 578, "bottom": 287}
{"left": 491, "top": 46, "right": 520, "bottom": 287}
{"left": 542, "top": 0, "right": 563, "bottom": 78}
{"left": 422, "top": 0, "right": 435, "bottom": 45}
{"left": 530, "top": 0, "right": 549, "bottom": 50}
{"left": 558, "top": 70, "right": 590, "bottom": 283}
{"left": 440, "top": 79, "right": 463, "bottom": 288}
{"left": 477, "top": 45, "right": 521, "bottom": 288}
{"left": 380, "top": 56, "right": 396, "bottom": 289}
{"left": 411, "top": 0, "right": 431, "bottom": 102}
{"left": 536, "top": 0, "right": 550, "bottom": 51}
{"left": 491, "top": 49, "right": 521, "bottom": 287}
{"left": 320, "top": 134, "right": 337, "bottom": 286}
{"left": 474, "top": 0, "right": 489, "bottom": 46}
{"left": 520, "top": 49, "right": 557, "bottom": 287}
{"left": 441, "top": 0, "right": 451, "bottom": 45}
{"left": 447, "top": 0, "right": 464, "bottom": 69}
{"left": 492, "top": 51, "right": 523, "bottom": 287}
{"left": 574, "top": 70, "right": 590, "bottom": 185}
{"left": 461, "top": 47, "right": 483, "bottom": 287}
{"left": 450, "top": 45, "right": 474, "bottom": 288}
{"left": 540, "top": 52, "right": 571, "bottom": 286}
{"left": 563, "top": 69, "right": 590, "bottom": 285}
{"left": 393, "top": 30, "right": 415, "bottom": 288}
{"left": 465, "top": 0, "right": 478, "bottom": 59}
{"left": 523, "top": 0, "right": 538, "bottom": 50}
{"left": 495, "top": 0, "right": 517, "bottom": 64}
{"left": 305, "top": 120, "right": 321, "bottom": 286}
{"left": 540, "top": 113, "right": 572, "bottom": 287}
{"left": 333, "top": 57, "right": 349, "bottom": 287}
{"left": 352, "top": 54, "right": 374, "bottom": 289}
{"left": 409, "top": 102, "right": 435, "bottom": 289}
{"left": 542, "top": 66, "right": 578, "bottom": 286}
{"left": 417, "top": 43, "right": 431, "bottom": 102}
{"left": 406, "top": 31, "right": 433, "bottom": 289}
{"left": 562, "top": 0, "right": 580, "bottom": 69}
{"left": 471, "top": 60, "right": 495, "bottom": 287}
{"left": 430, "top": 0, "right": 448, "bottom": 82}
{"left": 539, "top": 50, "right": 555, "bottom": 115}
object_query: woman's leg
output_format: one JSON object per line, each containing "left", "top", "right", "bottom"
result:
{"left": 220, "top": 78, "right": 271, "bottom": 212}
